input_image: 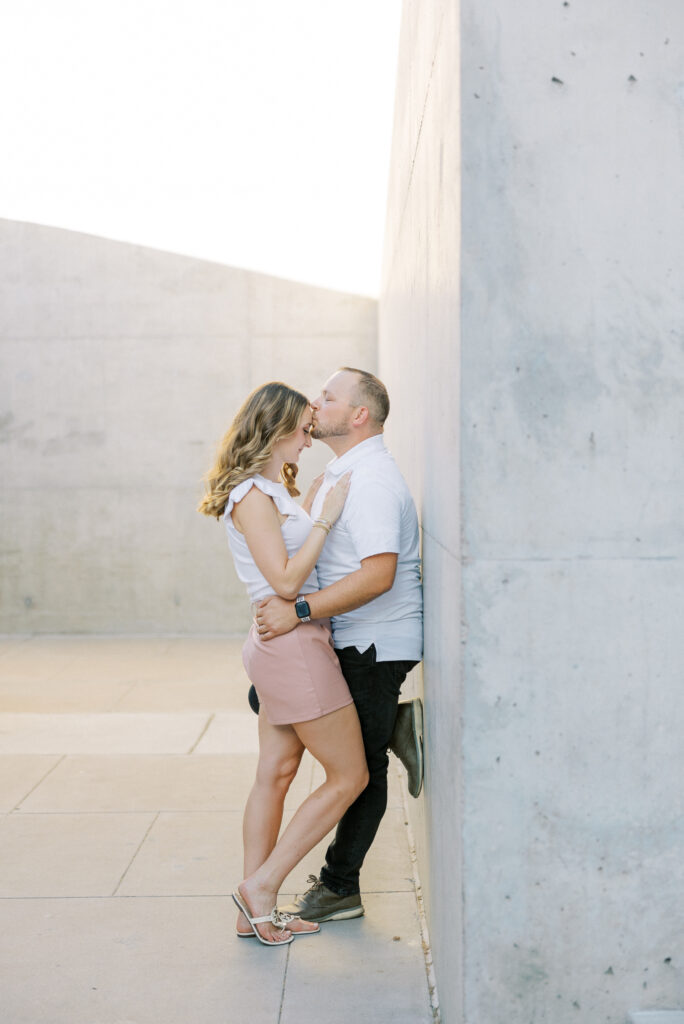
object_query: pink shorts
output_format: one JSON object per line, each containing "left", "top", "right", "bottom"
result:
{"left": 241, "top": 620, "right": 353, "bottom": 725}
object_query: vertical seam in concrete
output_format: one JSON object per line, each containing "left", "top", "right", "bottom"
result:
{"left": 397, "top": 763, "right": 441, "bottom": 1022}
{"left": 459, "top": 562, "right": 467, "bottom": 1024}
{"left": 384, "top": 3, "right": 448, "bottom": 292}
{"left": 111, "top": 811, "right": 159, "bottom": 896}
{"left": 459, "top": 424, "right": 468, "bottom": 1024}
{"left": 277, "top": 942, "right": 292, "bottom": 1023}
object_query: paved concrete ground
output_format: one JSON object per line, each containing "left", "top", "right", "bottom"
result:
{"left": 0, "top": 636, "right": 434, "bottom": 1024}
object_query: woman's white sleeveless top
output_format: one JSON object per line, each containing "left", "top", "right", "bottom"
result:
{"left": 223, "top": 474, "right": 318, "bottom": 603}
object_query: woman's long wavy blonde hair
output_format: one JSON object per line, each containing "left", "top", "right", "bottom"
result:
{"left": 197, "top": 382, "right": 309, "bottom": 520}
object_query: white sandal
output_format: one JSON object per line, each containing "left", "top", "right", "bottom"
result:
{"left": 275, "top": 910, "right": 320, "bottom": 936}
{"left": 231, "top": 890, "right": 293, "bottom": 947}
{"left": 236, "top": 910, "right": 320, "bottom": 939}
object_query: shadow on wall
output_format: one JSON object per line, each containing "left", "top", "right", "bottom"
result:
{"left": 0, "top": 219, "right": 377, "bottom": 635}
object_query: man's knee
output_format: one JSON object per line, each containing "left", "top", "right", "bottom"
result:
{"left": 364, "top": 745, "right": 391, "bottom": 778}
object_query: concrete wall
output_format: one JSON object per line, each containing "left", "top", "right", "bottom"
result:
{"left": 380, "top": 1, "right": 463, "bottom": 1017}
{"left": 381, "top": 2, "right": 684, "bottom": 1022}
{"left": 0, "top": 219, "right": 376, "bottom": 634}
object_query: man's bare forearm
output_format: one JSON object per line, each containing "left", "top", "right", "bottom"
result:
{"left": 256, "top": 554, "right": 398, "bottom": 640}
{"left": 308, "top": 555, "right": 397, "bottom": 620}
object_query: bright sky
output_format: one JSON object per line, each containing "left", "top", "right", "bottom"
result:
{"left": 0, "top": 1, "right": 402, "bottom": 297}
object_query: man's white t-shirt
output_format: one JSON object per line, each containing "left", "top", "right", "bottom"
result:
{"left": 310, "top": 435, "right": 423, "bottom": 662}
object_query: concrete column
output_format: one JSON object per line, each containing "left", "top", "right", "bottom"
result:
{"left": 380, "top": 2, "right": 684, "bottom": 1021}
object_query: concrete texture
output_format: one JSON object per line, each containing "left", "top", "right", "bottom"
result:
{"left": 0, "top": 219, "right": 377, "bottom": 634}
{"left": 381, "top": 1, "right": 684, "bottom": 1022}
{"left": 380, "top": 1, "right": 462, "bottom": 1019}
{"left": 630, "top": 1016, "right": 684, "bottom": 1024}
{"left": 0, "top": 636, "right": 433, "bottom": 1024}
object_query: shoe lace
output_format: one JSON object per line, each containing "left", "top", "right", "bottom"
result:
{"left": 303, "top": 873, "right": 323, "bottom": 895}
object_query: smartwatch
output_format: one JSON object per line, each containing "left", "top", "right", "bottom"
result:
{"left": 295, "top": 597, "right": 311, "bottom": 623}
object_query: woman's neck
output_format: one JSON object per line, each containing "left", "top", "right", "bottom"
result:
{"left": 259, "top": 456, "right": 282, "bottom": 483}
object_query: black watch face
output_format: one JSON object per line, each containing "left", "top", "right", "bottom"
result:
{"left": 296, "top": 600, "right": 311, "bottom": 619}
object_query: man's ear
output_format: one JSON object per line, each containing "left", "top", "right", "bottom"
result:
{"left": 351, "top": 406, "right": 370, "bottom": 427}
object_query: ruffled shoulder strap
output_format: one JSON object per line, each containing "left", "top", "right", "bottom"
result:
{"left": 224, "top": 475, "right": 298, "bottom": 520}
{"left": 223, "top": 478, "right": 255, "bottom": 518}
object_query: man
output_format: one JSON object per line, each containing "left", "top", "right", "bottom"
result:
{"left": 254, "top": 366, "right": 423, "bottom": 922}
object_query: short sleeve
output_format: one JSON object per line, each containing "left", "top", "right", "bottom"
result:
{"left": 224, "top": 478, "right": 255, "bottom": 518}
{"left": 342, "top": 477, "right": 401, "bottom": 561}
{"left": 224, "top": 476, "right": 298, "bottom": 519}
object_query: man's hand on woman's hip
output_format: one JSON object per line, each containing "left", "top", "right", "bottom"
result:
{"left": 255, "top": 595, "right": 299, "bottom": 640}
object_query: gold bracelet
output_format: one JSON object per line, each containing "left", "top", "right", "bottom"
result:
{"left": 313, "top": 518, "right": 332, "bottom": 534}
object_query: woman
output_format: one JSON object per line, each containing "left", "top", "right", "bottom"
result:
{"left": 198, "top": 382, "right": 368, "bottom": 946}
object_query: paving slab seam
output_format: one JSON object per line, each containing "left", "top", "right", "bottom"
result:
{"left": 277, "top": 941, "right": 293, "bottom": 1024}
{"left": 115, "top": 893, "right": 234, "bottom": 900}
{"left": 12, "top": 754, "right": 66, "bottom": 811}
{"left": 396, "top": 763, "right": 441, "bottom": 1023}
{"left": 112, "top": 812, "right": 160, "bottom": 895}
{"left": 105, "top": 680, "right": 139, "bottom": 712}
{"left": 187, "top": 712, "right": 216, "bottom": 753}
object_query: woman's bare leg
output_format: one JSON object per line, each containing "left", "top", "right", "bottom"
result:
{"left": 243, "top": 715, "right": 304, "bottom": 875}
{"left": 238, "top": 703, "right": 368, "bottom": 935}
{"left": 237, "top": 713, "right": 305, "bottom": 940}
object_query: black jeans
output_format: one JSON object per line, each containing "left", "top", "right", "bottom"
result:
{"left": 320, "top": 644, "right": 417, "bottom": 896}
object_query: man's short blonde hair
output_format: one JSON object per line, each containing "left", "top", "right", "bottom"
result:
{"left": 339, "top": 367, "right": 390, "bottom": 426}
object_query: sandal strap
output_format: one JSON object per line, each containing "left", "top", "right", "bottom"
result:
{"left": 251, "top": 907, "right": 288, "bottom": 928}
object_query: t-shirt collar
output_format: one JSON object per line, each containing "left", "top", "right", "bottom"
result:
{"left": 324, "top": 434, "right": 386, "bottom": 477}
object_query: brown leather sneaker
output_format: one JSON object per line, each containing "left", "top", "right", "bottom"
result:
{"left": 279, "top": 876, "right": 364, "bottom": 923}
